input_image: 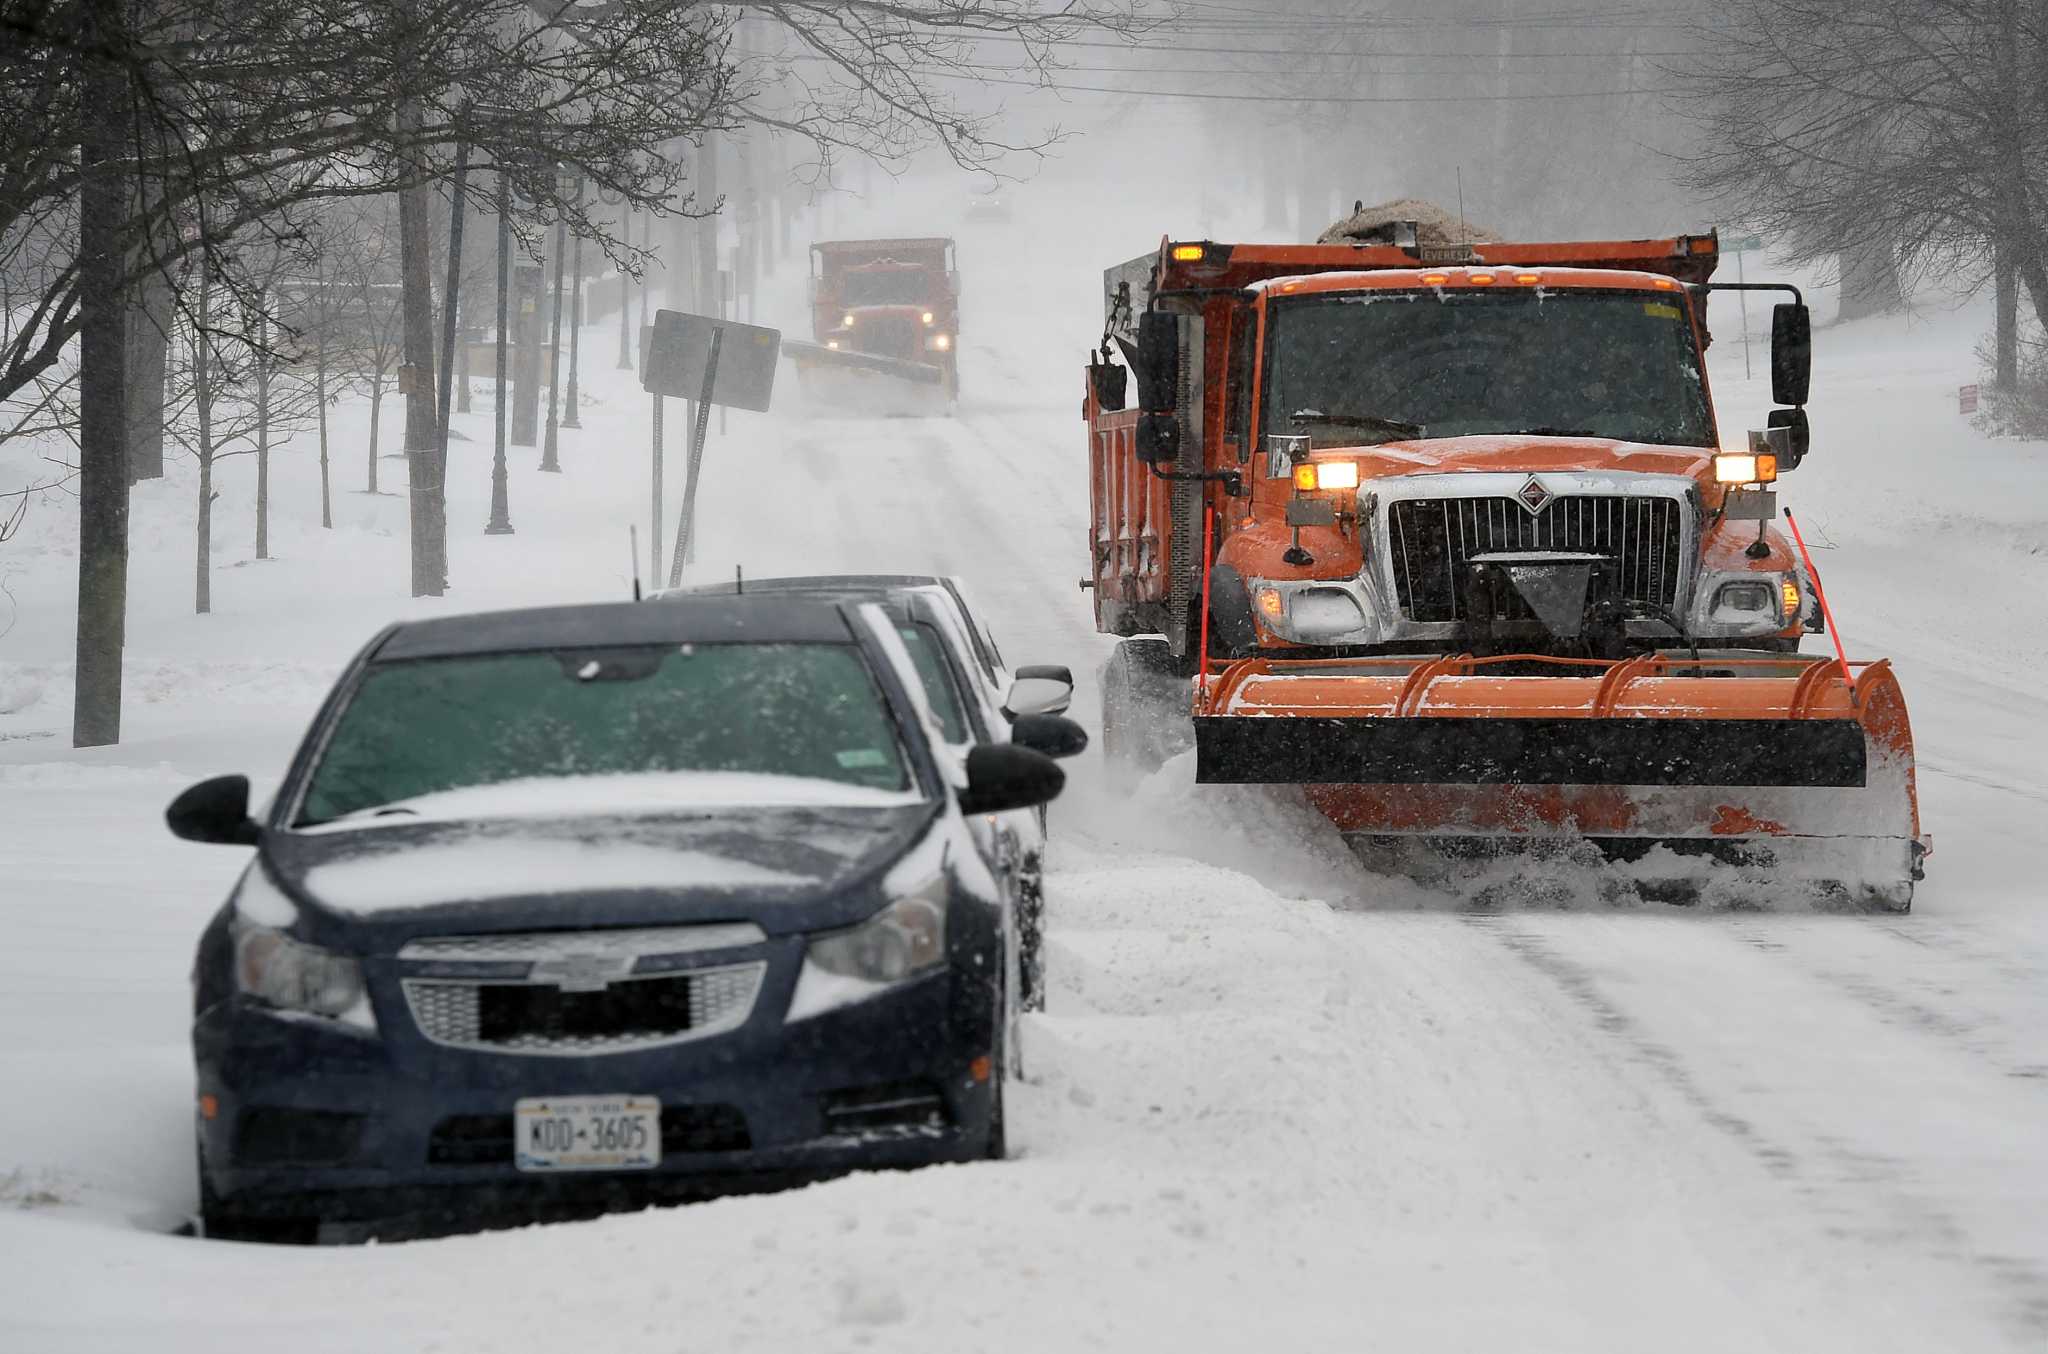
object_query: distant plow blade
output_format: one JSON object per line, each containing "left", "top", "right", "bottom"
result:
{"left": 782, "top": 340, "right": 946, "bottom": 386}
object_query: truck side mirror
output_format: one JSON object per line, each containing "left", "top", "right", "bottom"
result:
{"left": 1771, "top": 303, "right": 1810, "bottom": 407}
{"left": 1767, "top": 407, "right": 1810, "bottom": 469}
{"left": 1134, "top": 412, "right": 1181, "bottom": 465}
{"left": 1134, "top": 310, "right": 1180, "bottom": 413}
{"left": 1089, "top": 359, "right": 1127, "bottom": 412}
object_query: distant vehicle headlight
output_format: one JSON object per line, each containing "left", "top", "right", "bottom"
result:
{"left": 843, "top": 312, "right": 857, "bottom": 328}
{"left": 235, "top": 924, "right": 365, "bottom": 1019}
{"left": 921, "top": 311, "right": 935, "bottom": 325}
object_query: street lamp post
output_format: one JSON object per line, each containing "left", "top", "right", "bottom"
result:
{"left": 617, "top": 209, "right": 634, "bottom": 370}
{"left": 486, "top": 166, "right": 514, "bottom": 534}
{"left": 564, "top": 177, "right": 584, "bottom": 429}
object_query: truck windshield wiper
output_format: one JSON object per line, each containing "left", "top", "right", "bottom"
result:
{"left": 1290, "top": 409, "right": 1427, "bottom": 441}
{"left": 1510, "top": 426, "right": 1604, "bottom": 437}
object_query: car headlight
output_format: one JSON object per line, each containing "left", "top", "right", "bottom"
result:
{"left": 234, "top": 923, "right": 365, "bottom": 1019}
{"left": 787, "top": 884, "right": 949, "bottom": 1021}
{"left": 843, "top": 312, "right": 857, "bottom": 328}
{"left": 809, "top": 891, "right": 945, "bottom": 983}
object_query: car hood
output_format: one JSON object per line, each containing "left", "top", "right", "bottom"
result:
{"left": 260, "top": 802, "right": 942, "bottom": 950}
{"left": 1330, "top": 434, "right": 1716, "bottom": 488}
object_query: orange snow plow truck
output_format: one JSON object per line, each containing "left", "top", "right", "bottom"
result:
{"left": 1084, "top": 221, "right": 1928, "bottom": 909}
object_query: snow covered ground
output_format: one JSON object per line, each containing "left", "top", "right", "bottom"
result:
{"left": 4, "top": 152, "right": 2048, "bottom": 1350}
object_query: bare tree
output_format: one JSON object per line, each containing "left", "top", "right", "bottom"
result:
{"left": 1676, "top": 0, "right": 2048, "bottom": 337}
{"left": 168, "top": 249, "right": 317, "bottom": 612}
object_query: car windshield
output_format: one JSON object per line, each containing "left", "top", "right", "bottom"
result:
{"left": 297, "top": 642, "right": 913, "bottom": 825}
{"left": 1263, "top": 289, "right": 1715, "bottom": 448}
{"left": 839, "top": 267, "right": 931, "bottom": 306}
{"left": 894, "top": 622, "right": 971, "bottom": 743}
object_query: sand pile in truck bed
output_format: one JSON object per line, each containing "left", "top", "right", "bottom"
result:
{"left": 1318, "top": 198, "right": 1501, "bottom": 246}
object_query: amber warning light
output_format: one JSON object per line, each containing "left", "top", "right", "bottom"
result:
{"left": 1170, "top": 243, "right": 1205, "bottom": 262}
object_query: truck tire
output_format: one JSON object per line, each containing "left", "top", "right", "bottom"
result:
{"left": 1101, "top": 638, "right": 1193, "bottom": 787}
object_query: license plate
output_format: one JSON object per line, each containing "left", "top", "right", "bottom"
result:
{"left": 514, "top": 1096, "right": 661, "bottom": 1172}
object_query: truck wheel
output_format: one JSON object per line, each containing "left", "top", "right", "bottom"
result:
{"left": 1101, "top": 638, "right": 1192, "bottom": 787}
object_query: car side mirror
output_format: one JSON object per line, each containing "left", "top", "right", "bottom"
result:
{"left": 958, "top": 745, "right": 1065, "bottom": 816}
{"left": 1766, "top": 407, "right": 1810, "bottom": 469}
{"left": 1134, "top": 309, "right": 1179, "bottom": 413}
{"left": 1771, "top": 302, "right": 1810, "bottom": 407}
{"left": 166, "top": 774, "right": 262, "bottom": 845}
{"left": 1011, "top": 713, "right": 1089, "bottom": 760}
{"left": 1003, "top": 665, "right": 1074, "bottom": 718}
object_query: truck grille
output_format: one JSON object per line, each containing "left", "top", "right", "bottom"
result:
{"left": 1387, "top": 494, "right": 1685, "bottom": 623}
{"left": 848, "top": 315, "right": 919, "bottom": 362}
{"left": 403, "top": 962, "right": 764, "bottom": 1055}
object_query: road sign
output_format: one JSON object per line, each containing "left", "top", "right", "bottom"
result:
{"left": 1960, "top": 383, "right": 1980, "bottom": 414}
{"left": 642, "top": 309, "right": 779, "bottom": 412}
{"left": 1724, "top": 233, "right": 1764, "bottom": 253}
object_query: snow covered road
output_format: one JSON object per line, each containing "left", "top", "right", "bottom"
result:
{"left": 5, "top": 179, "right": 2048, "bottom": 1350}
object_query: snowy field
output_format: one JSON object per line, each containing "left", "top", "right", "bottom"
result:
{"left": 4, "top": 159, "right": 2048, "bottom": 1350}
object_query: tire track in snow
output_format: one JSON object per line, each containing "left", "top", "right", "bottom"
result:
{"left": 1476, "top": 914, "right": 2048, "bottom": 1344}
{"left": 1724, "top": 920, "right": 2048, "bottom": 1083}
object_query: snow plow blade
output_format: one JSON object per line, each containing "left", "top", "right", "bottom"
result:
{"left": 1193, "top": 652, "right": 1925, "bottom": 908}
{"left": 782, "top": 339, "right": 946, "bottom": 386}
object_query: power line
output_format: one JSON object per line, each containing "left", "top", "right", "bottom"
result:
{"left": 937, "top": 72, "right": 1651, "bottom": 103}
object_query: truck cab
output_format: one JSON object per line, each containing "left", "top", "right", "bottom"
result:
{"left": 1085, "top": 232, "right": 1815, "bottom": 668}
{"left": 810, "top": 238, "right": 961, "bottom": 396}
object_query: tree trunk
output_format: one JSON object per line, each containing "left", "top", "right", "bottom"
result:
{"left": 125, "top": 257, "right": 171, "bottom": 483}
{"left": 254, "top": 300, "right": 270, "bottom": 560}
{"left": 400, "top": 177, "right": 444, "bottom": 596}
{"left": 194, "top": 261, "right": 214, "bottom": 615}
{"left": 317, "top": 349, "right": 333, "bottom": 527}
{"left": 368, "top": 376, "right": 383, "bottom": 493}
{"left": 73, "top": 0, "right": 131, "bottom": 748}
{"left": 1995, "top": 247, "right": 2019, "bottom": 389}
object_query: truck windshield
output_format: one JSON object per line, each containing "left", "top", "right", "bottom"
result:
{"left": 1263, "top": 289, "right": 1715, "bottom": 448}
{"left": 840, "top": 268, "right": 931, "bottom": 306}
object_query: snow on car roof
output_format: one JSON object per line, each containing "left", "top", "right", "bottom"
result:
{"left": 373, "top": 597, "right": 855, "bottom": 660}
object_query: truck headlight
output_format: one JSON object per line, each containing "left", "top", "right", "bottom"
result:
{"left": 1715, "top": 580, "right": 1776, "bottom": 614}
{"left": 235, "top": 924, "right": 365, "bottom": 1019}
{"left": 788, "top": 886, "right": 949, "bottom": 1021}
{"left": 921, "top": 310, "right": 935, "bottom": 325}
{"left": 842, "top": 312, "right": 857, "bottom": 328}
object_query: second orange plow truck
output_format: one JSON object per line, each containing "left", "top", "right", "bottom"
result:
{"left": 1083, "top": 216, "right": 1928, "bottom": 909}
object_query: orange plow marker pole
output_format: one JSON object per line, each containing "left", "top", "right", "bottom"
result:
{"left": 1785, "top": 508, "right": 1853, "bottom": 694}
{"left": 1196, "top": 506, "right": 1216, "bottom": 708}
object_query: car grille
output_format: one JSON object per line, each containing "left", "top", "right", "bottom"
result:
{"left": 1387, "top": 494, "right": 1686, "bottom": 623}
{"left": 403, "top": 963, "right": 765, "bottom": 1055}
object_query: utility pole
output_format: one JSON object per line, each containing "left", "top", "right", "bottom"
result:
{"left": 488, "top": 167, "right": 514, "bottom": 534}
{"left": 564, "top": 178, "right": 584, "bottom": 428}
{"left": 540, "top": 209, "right": 566, "bottom": 472}
{"left": 73, "top": 0, "right": 131, "bottom": 747}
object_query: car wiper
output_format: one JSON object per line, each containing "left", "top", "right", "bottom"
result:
{"left": 1511, "top": 426, "right": 1603, "bottom": 437}
{"left": 1290, "top": 409, "right": 1427, "bottom": 442}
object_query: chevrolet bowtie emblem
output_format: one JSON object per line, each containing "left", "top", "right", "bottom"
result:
{"left": 1516, "top": 476, "right": 1554, "bottom": 515}
{"left": 530, "top": 952, "right": 634, "bottom": 992}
